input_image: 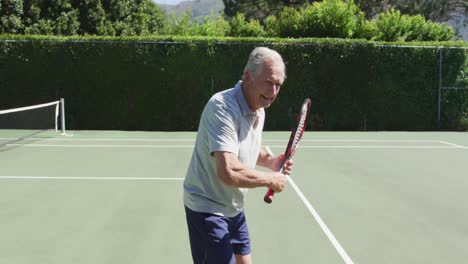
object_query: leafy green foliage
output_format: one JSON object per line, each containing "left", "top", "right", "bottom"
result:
{"left": 261, "top": 0, "right": 455, "bottom": 41}
{"left": 76, "top": 0, "right": 107, "bottom": 35}
{"left": 164, "top": 11, "right": 198, "bottom": 36}
{"left": 270, "top": 7, "right": 303, "bottom": 37}
{"left": 374, "top": 8, "right": 454, "bottom": 41}
{"left": 266, "top": 0, "right": 367, "bottom": 39}
{"left": 2, "top": 0, "right": 167, "bottom": 36}
{"left": 0, "top": 0, "right": 24, "bottom": 34}
{"left": 197, "top": 12, "right": 230, "bottom": 37}
{"left": 223, "top": 0, "right": 453, "bottom": 22}
{"left": 229, "top": 13, "right": 265, "bottom": 37}
{"left": 0, "top": 0, "right": 458, "bottom": 41}
{"left": 301, "top": 0, "right": 365, "bottom": 38}
{"left": 222, "top": 0, "right": 305, "bottom": 21}
{"left": 25, "top": 0, "right": 80, "bottom": 35}
{"left": 354, "top": 19, "right": 379, "bottom": 40}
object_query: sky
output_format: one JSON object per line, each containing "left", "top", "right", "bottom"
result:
{"left": 151, "top": 0, "right": 185, "bottom": 5}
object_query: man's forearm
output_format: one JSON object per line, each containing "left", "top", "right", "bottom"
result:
{"left": 256, "top": 147, "right": 276, "bottom": 170}
{"left": 215, "top": 151, "right": 278, "bottom": 189}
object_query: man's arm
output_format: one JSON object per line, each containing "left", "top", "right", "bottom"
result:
{"left": 214, "top": 151, "right": 287, "bottom": 193}
{"left": 256, "top": 147, "right": 293, "bottom": 175}
{"left": 256, "top": 147, "right": 276, "bottom": 170}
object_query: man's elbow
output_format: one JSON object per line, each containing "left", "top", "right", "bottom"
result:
{"left": 214, "top": 151, "right": 240, "bottom": 187}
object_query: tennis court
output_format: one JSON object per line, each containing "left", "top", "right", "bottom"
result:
{"left": 1, "top": 128, "right": 467, "bottom": 264}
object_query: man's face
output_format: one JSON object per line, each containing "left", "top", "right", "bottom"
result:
{"left": 243, "top": 60, "right": 285, "bottom": 112}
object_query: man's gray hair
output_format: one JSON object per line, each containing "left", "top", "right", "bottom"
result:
{"left": 244, "top": 47, "right": 285, "bottom": 79}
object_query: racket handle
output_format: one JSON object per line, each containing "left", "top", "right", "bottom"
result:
{"left": 264, "top": 188, "right": 276, "bottom": 204}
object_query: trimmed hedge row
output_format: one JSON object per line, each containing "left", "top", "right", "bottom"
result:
{"left": 0, "top": 36, "right": 466, "bottom": 131}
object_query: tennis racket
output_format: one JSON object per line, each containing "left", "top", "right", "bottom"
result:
{"left": 264, "top": 98, "right": 311, "bottom": 204}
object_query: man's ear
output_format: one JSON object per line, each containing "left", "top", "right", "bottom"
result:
{"left": 243, "top": 71, "right": 252, "bottom": 83}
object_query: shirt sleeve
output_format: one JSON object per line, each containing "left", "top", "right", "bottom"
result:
{"left": 203, "top": 98, "right": 239, "bottom": 156}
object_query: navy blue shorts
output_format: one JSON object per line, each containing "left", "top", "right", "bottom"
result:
{"left": 184, "top": 206, "right": 251, "bottom": 264}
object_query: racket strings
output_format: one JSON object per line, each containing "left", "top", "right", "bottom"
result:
{"left": 291, "top": 109, "right": 308, "bottom": 149}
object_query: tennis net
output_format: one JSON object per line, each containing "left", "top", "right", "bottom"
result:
{"left": 0, "top": 99, "right": 66, "bottom": 146}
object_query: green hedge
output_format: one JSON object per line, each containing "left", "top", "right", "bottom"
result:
{"left": 0, "top": 35, "right": 466, "bottom": 131}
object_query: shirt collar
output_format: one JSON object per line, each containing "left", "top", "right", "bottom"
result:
{"left": 234, "top": 81, "right": 257, "bottom": 117}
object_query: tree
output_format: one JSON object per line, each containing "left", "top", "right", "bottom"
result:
{"left": 267, "top": 0, "right": 366, "bottom": 38}
{"left": 224, "top": 0, "right": 460, "bottom": 25}
{"left": 22, "top": 0, "right": 80, "bottom": 35}
{"left": 354, "top": 0, "right": 453, "bottom": 20}
{"left": 223, "top": 0, "right": 312, "bottom": 20}
{"left": 100, "top": 0, "right": 167, "bottom": 36}
{"left": 76, "top": 0, "right": 109, "bottom": 35}
{"left": 130, "top": 0, "right": 167, "bottom": 35}
{"left": 354, "top": 0, "right": 386, "bottom": 18}
{"left": 373, "top": 8, "right": 454, "bottom": 41}
{"left": 195, "top": 11, "right": 230, "bottom": 36}
{"left": 229, "top": 12, "right": 265, "bottom": 36}
{"left": 1, "top": 0, "right": 167, "bottom": 36}
{"left": 222, "top": 0, "right": 377, "bottom": 21}
{"left": 0, "top": 0, "right": 24, "bottom": 34}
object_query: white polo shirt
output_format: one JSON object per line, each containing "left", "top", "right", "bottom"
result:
{"left": 183, "top": 81, "right": 265, "bottom": 217}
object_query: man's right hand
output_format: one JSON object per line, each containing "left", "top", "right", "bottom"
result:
{"left": 268, "top": 172, "right": 288, "bottom": 193}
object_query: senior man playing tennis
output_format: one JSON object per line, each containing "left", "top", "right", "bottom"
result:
{"left": 183, "top": 47, "right": 293, "bottom": 264}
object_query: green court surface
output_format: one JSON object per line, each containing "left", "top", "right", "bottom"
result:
{"left": 1, "top": 130, "right": 468, "bottom": 264}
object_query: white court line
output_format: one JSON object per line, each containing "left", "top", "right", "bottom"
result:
{"left": 296, "top": 146, "right": 457, "bottom": 149}
{"left": 279, "top": 139, "right": 441, "bottom": 142}
{"left": 439, "top": 141, "right": 468, "bottom": 149}
{"left": 3, "top": 143, "right": 458, "bottom": 149}
{"left": 265, "top": 146, "right": 354, "bottom": 264}
{"left": 0, "top": 176, "right": 184, "bottom": 180}
{"left": 0, "top": 137, "right": 444, "bottom": 142}
{"left": 0, "top": 137, "right": 196, "bottom": 142}
{"left": 4, "top": 144, "right": 195, "bottom": 148}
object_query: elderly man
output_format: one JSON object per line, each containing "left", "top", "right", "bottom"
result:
{"left": 183, "top": 47, "right": 293, "bottom": 264}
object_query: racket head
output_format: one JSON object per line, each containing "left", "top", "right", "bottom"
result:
{"left": 283, "top": 98, "right": 311, "bottom": 160}
{"left": 264, "top": 98, "right": 311, "bottom": 204}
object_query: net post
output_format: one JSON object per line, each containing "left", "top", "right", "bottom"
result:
{"left": 60, "top": 98, "right": 66, "bottom": 135}
{"left": 437, "top": 49, "right": 443, "bottom": 129}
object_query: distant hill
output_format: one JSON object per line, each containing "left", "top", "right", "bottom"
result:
{"left": 158, "top": 0, "right": 224, "bottom": 21}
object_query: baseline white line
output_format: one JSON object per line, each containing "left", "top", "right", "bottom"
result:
{"left": 0, "top": 137, "right": 196, "bottom": 142}
{"left": 4, "top": 144, "right": 194, "bottom": 148}
{"left": 438, "top": 141, "right": 468, "bottom": 149}
{"left": 0, "top": 176, "right": 184, "bottom": 181}
{"left": 265, "top": 146, "right": 354, "bottom": 264}
{"left": 270, "top": 145, "right": 456, "bottom": 149}
{"left": 272, "top": 139, "right": 441, "bottom": 142}
{"left": 0, "top": 138, "right": 443, "bottom": 143}
{"left": 2, "top": 144, "right": 457, "bottom": 149}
